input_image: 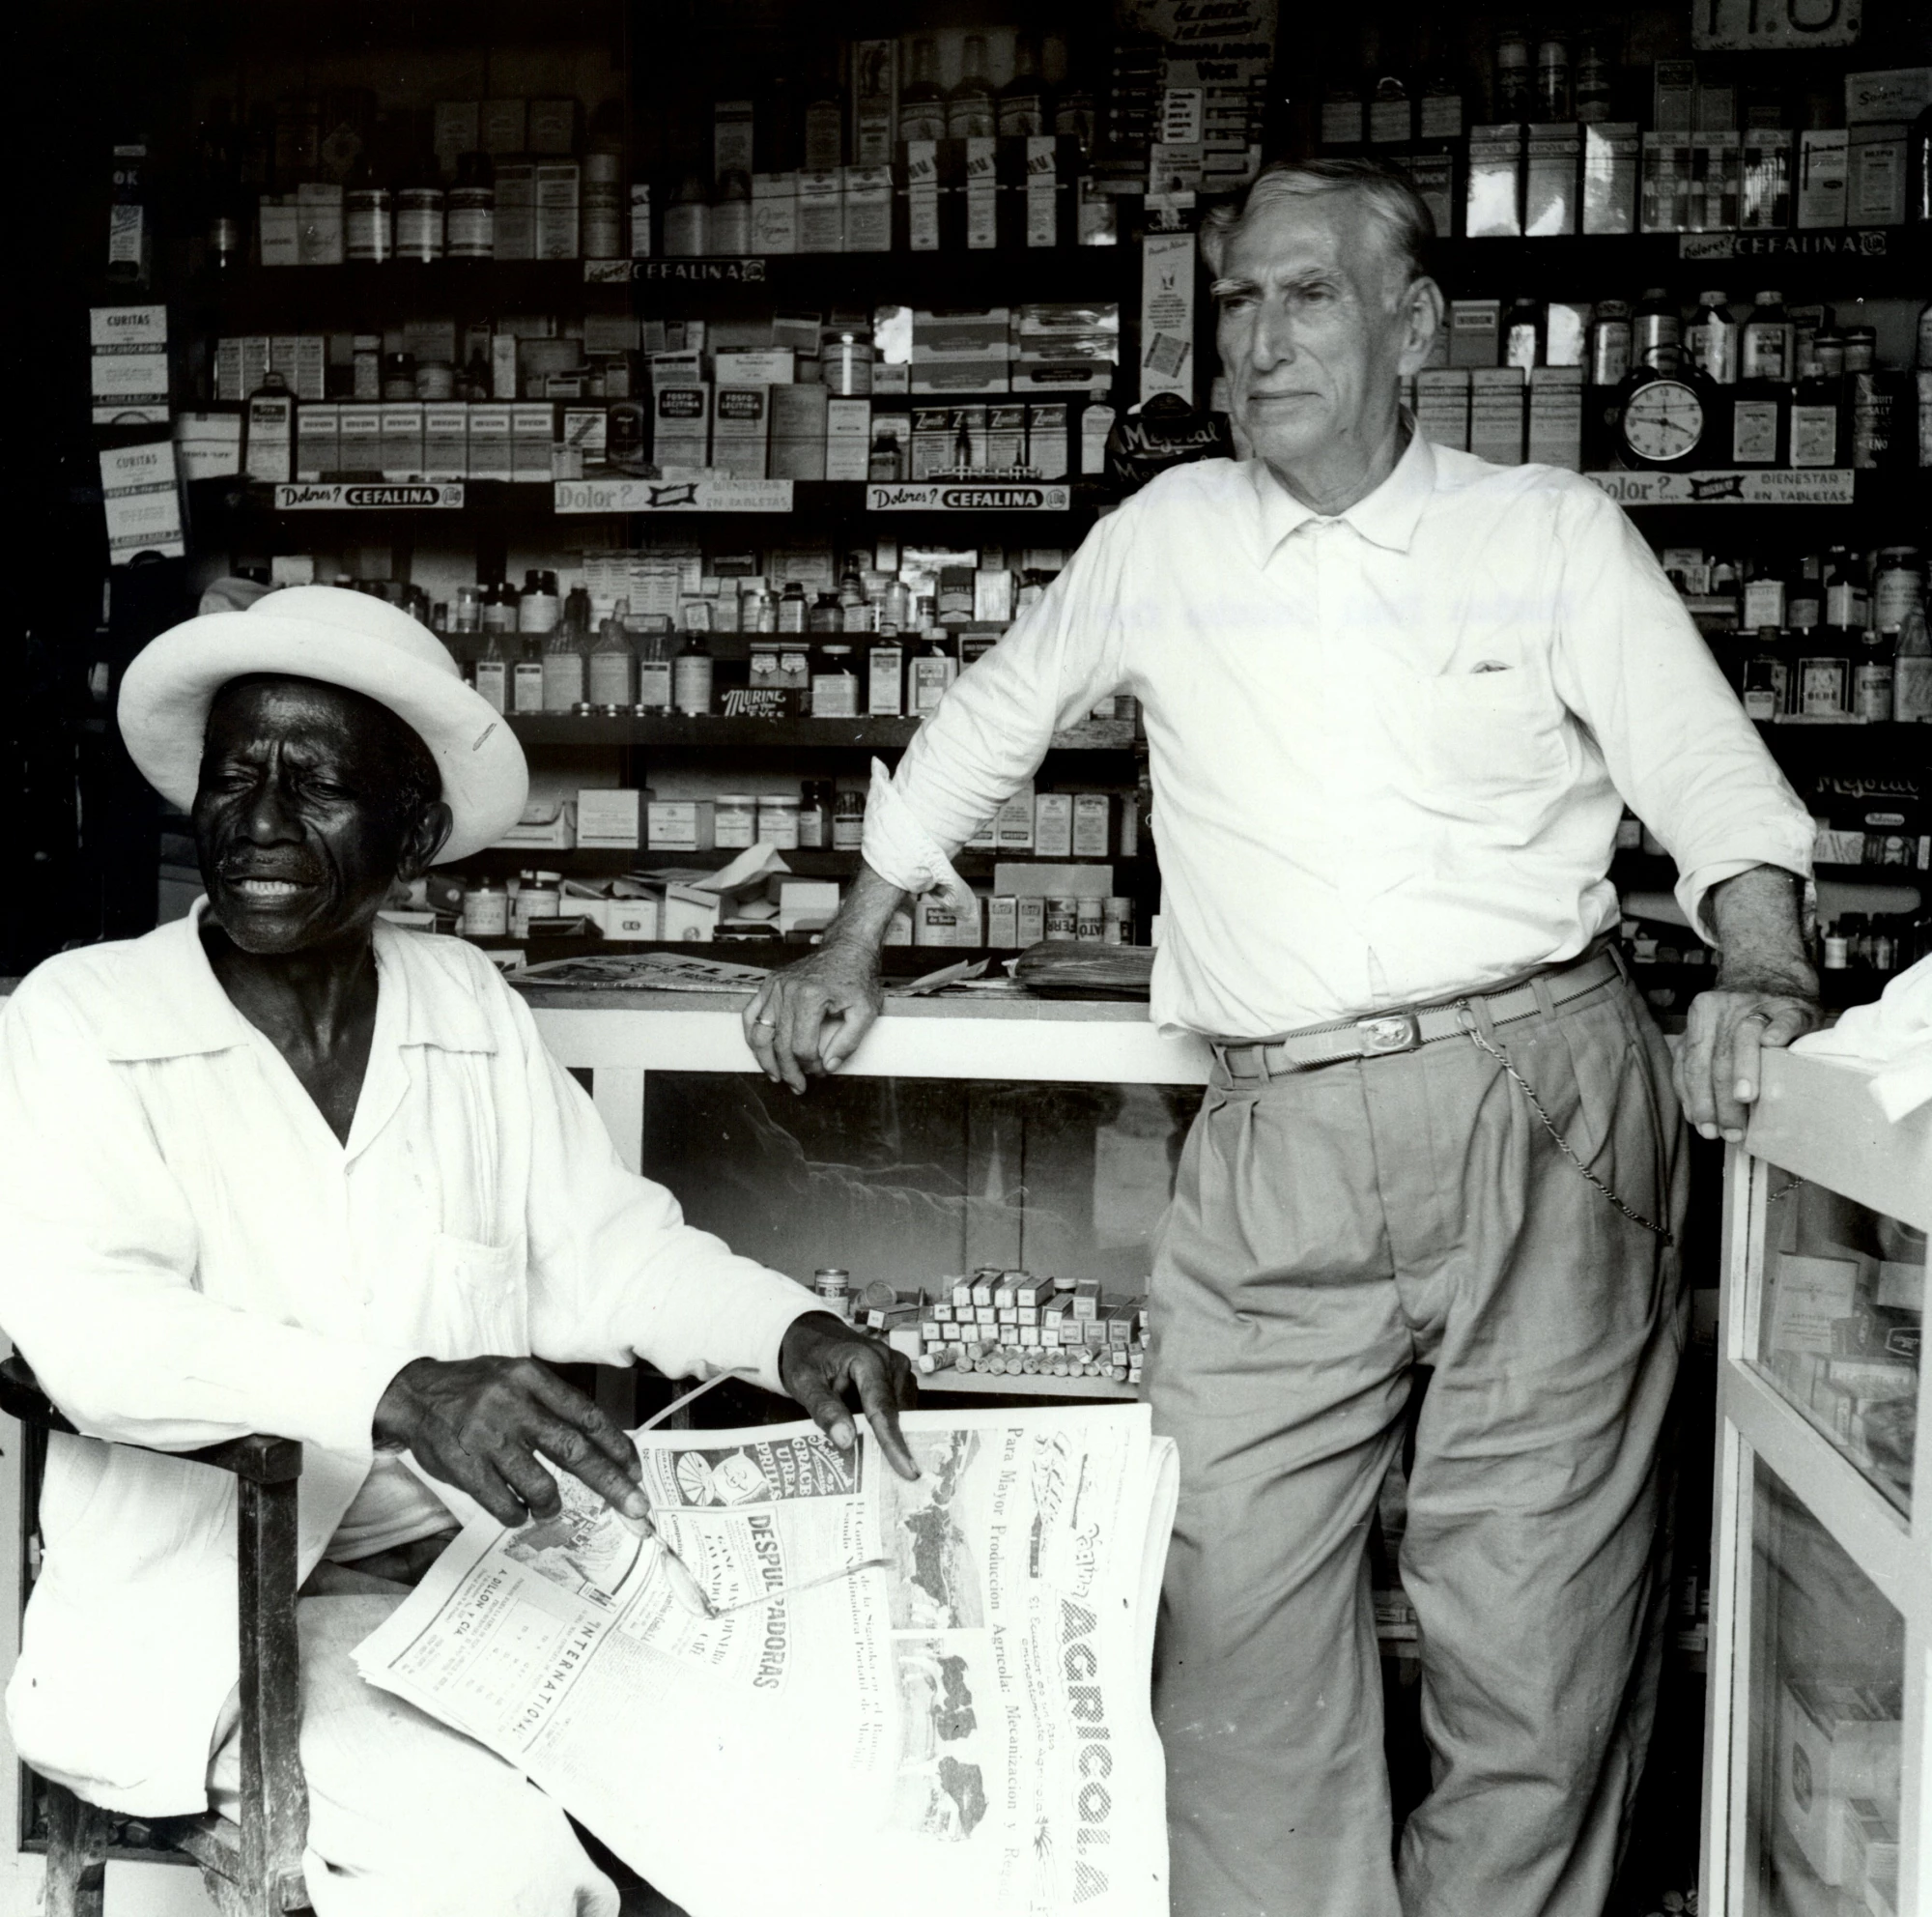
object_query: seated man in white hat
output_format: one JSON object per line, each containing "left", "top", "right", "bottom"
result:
{"left": 0, "top": 585, "right": 915, "bottom": 1917}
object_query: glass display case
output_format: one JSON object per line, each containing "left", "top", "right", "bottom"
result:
{"left": 1703, "top": 1049, "right": 1932, "bottom": 1917}
{"left": 522, "top": 987, "right": 1214, "bottom": 1403}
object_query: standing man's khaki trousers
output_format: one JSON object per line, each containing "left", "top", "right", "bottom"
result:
{"left": 1148, "top": 968, "right": 1687, "bottom": 1917}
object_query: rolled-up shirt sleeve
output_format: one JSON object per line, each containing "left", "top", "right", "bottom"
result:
{"left": 506, "top": 985, "right": 817, "bottom": 1398}
{"left": 1549, "top": 482, "right": 1815, "bottom": 940}
{"left": 864, "top": 508, "right": 1132, "bottom": 894}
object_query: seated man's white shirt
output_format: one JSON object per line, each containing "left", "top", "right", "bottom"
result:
{"left": 0, "top": 905, "right": 817, "bottom": 1814}
{"left": 864, "top": 436, "right": 1816, "bottom": 1040}
{"left": 329, "top": 1454, "right": 457, "bottom": 1563}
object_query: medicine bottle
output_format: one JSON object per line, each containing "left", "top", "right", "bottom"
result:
{"left": 811, "top": 644, "right": 860, "bottom": 718}
{"left": 512, "top": 873, "right": 562, "bottom": 939}
{"left": 778, "top": 582, "right": 810, "bottom": 633}
{"left": 636, "top": 624, "right": 674, "bottom": 714}
{"left": 344, "top": 155, "right": 393, "bottom": 262}
{"left": 446, "top": 152, "right": 495, "bottom": 259}
{"left": 588, "top": 598, "right": 636, "bottom": 707}
{"left": 543, "top": 626, "right": 588, "bottom": 713}
{"left": 518, "top": 570, "right": 560, "bottom": 633}
{"left": 460, "top": 879, "right": 509, "bottom": 939}
{"left": 832, "top": 790, "right": 866, "bottom": 850}
{"left": 714, "top": 794, "right": 757, "bottom": 850}
{"left": 824, "top": 329, "right": 874, "bottom": 397}
{"left": 756, "top": 794, "right": 801, "bottom": 849}
{"left": 664, "top": 175, "right": 709, "bottom": 257}
{"left": 710, "top": 171, "right": 752, "bottom": 256}
{"left": 809, "top": 591, "right": 843, "bottom": 634}
{"left": 672, "top": 632, "right": 714, "bottom": 715}
{"left": 473, "top": 632, "right": 510, "bottom": 714}
{"left": 798, "top": 781, "right": 833, "bottom": 849}
{"left": 395, "top": 156, "right": 445, "bottom": 262}
{"left": 582, "top": 143, "right": 624, "bottom": 259}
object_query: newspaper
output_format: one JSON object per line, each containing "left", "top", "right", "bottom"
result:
{"left": 354, "top": 1405, "right": 1179, "bottom": 1917}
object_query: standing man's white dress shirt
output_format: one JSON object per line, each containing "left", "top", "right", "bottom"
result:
{"left": 0, "top": 905, "right": 816, "bottom": 1816}
{"left": 864, "top": 432, "right": 1813, "bottom": 1038}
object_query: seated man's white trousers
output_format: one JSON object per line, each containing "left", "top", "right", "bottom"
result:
{"left": 210, "top": 1593, "right": 620, "bottom": 1917}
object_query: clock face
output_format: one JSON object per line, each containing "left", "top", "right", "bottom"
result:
{"left": 1621, "top": 380, "right": 1706, "bottom": 465}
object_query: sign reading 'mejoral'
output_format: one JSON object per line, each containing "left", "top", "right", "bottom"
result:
{"left": 865, "top": 482, "right": 1072, "bottom": 511}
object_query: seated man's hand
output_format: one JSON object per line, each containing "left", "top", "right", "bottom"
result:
{"left": 780, "top": 1312, "right": 921, "bottom": 1482}
{"left": 374, "top": 1355, "right": 647, "bottom": 1530}
{"left": 1675, "top": 978, "right": 1820, "bottom": 1145}
{"left": 743, "top": 940, "right": 884, "bottom": 1095}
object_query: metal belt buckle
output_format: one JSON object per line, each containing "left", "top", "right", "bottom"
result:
{"left": 1355, "top": 1013, "right": 1421, "bottom": 1055}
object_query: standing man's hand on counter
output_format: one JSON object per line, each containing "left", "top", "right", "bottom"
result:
{"left": 743, "top": 865, "right": 905, "bottom": 1093}
{"left": 1676, "top": 866, "right": 1820, "bottom": 1145}
{"left": 744, "top": 940, "right": 883, "bottom": 1093}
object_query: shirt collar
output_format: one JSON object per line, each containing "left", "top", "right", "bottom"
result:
{"left": 98, "top": 900, "right": 496, "bottom": 1061}
{"left": 1245, "top": 414, "right": 1437, "bottom": 558}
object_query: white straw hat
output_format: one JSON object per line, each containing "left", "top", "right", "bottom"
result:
{"left": 118, "top": 585, "right": 528, "bottom": 864}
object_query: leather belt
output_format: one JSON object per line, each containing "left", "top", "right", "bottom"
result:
{"left": 1212, "top": 949, "right": 1623, "bottom": 1080}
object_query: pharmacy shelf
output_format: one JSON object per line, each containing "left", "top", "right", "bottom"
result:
{"left": 915, "top": 1368, "right": 1135, "bottom": 1400}
{"left": 459, "top": 846, "right": 1151, "bottom": 880}
{"left": 505, "top": 713, "right": 1138, "bottom": 750}
{"left": 217, "top": 476, "right": 1119, "bottom": 525}
{"left": 179, "top": 247, "right": 1137, "bottom": 329}
{"left": 1427, "top": 228, "right": 1932, "bottom": 302}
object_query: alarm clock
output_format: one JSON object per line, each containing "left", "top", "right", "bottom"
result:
{"left": 1615, "top": 373, "right": 1713, "bottom": 472}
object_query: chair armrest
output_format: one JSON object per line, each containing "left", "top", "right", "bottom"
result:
{"left": 0, "top": 1355, "right": 301, "bottom": 1484}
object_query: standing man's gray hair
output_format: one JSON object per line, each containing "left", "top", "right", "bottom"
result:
{"left": 1202, "top": 158, "right": 1436, "bottom": 305}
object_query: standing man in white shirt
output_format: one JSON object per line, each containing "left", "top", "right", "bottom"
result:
{"left": 743, "top": 161, "right": 1819, "bottom": 1916}
{"left": 0, "top": 587, "right": 915, "bottom": 1917}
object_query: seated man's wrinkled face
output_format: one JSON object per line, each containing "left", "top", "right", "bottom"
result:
{"left": 194, "top": 674, "right": 431, "bottom": 957}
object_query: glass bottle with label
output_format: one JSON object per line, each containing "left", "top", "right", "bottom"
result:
{"left": 1740, "top": 626, "right": 1788, "bottom": 721}
{"left": 635, "top": 624, "right": 673, "bottom": 714}
{"left": 809, "top": 591, "right": 843, "bottom": 635}
{"left": 1574, "top": 36, "right": 1615, "bottom": 122}
{"left": 1787, "top": 553, "right": 1825, "bottom": 631}
{"left": 1504, "top": 298, "right": 1544, "bottom": 373}
{"left": 1789, "top": 329, "right": 1843, "bottom": 470}
{"left": 898, "top": 39, "right": 949, "bottom": 144}
{"left": 947, "top": 38, "right": 997, "bottom": 141}
{"left": 1731, "top": 302, "right": 1789, "bottom": 466}
{"left": 518, "top": 569, "right": 559, "bottom": 634}
{"left": 1894, "top": 604, "right": 1932, "bottom": 720}
{"left": 909, "top": 632, "right": 958, "bottom": 717}
{"left": 344, "top": 151, "right": 394, "bottom": 262}
{"left": 1854, "top": 627, "right": 1897, "bottom": 722}
{"left": 1492, "top": 26, "right": 1533, "bottom": 120}
{"left": 1633, "top": 287, "right": 1681, "bottom": 369}
{"left": 1825, "top": 547, "right": 1869, "bottom": 631}
{"left": 998, "top": 35, "right": 1049, "bottom": 138}
{"left": 1369, "top": 42, "right": 1413, "bottom": 149}
{"left": 395, "top": 153, "right": 445, "bottom": 262}
{"left": 543, "top": 622, "right": 587, "bottom": 712}
{"left": 588, "top": 600, "right": 636, "bottom": 709}
{"left": 810, "top": 644, "right": 860, "bottom": 717}
{"left": 446, "top": 152, "right": 495, "bottom": 259}
{"left": 473, "top": 632, "right": 510, "bottom": 714}
{"left": 1741, "top": 290, "right": 1793, "bottom": 385}
{"left": 1686, "top": 292, "right": 1738, "bottom": 386}
{"left": 797, "top": 780, "right": 832, "bottom": 849}
{"left": 672, "top": 632, "right": 713, "bottom": 715}
{"left": 777, "top": 581, "right": 810, "bottom": 633}
{"left": 710, "top": 171, "right": 752, "bottom": 256}
{"left": 513, "top": 635, "right": 546, "bottom": 715}
{"left": 1535, "top": 34, "right": 1571, "bottom": 120}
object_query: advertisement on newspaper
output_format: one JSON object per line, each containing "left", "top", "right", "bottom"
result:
{"left": 355, "top": 1405, "right": 1178, "bottom": 1917}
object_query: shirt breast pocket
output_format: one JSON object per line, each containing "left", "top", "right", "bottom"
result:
{"left": 423, "top": 1231, "right": 529, "bottom": 1359}
{"left": 1399, "top": 668, "right": 1564, "bottom": 802}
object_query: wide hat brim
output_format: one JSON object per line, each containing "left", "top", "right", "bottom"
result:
{"left": 118, "top": 589, "right": 528, "bottom": 865}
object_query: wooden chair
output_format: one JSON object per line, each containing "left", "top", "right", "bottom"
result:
{"left": 0, "top": 1353, "right": 310, "bottom": 1917}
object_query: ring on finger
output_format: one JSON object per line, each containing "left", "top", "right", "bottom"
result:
{"left": 753, "top": 1013, "right": 778, "bottom": 1026}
